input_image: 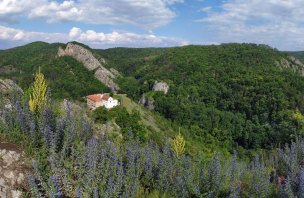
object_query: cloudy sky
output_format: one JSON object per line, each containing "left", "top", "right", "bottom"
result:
{"left": 0, "top": 0, "right": 303, "bottom": 50}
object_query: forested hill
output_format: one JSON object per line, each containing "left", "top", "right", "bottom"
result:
{"left": 2, "top": 42, "right": 304, "bottom": 154}
{"left": 0, "top": 42, "right": 109, "bottom": 99}
{"left": 97, "top": 44, "right": 304, "bottom": 151}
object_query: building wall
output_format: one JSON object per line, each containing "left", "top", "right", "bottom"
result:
{"left": 87, "top": 98, "right": 96, "bottom": 110}
{"left": 104, "top": 97, "right": 119, "bottom": 109}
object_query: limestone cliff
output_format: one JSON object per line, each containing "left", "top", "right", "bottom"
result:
{"left": 139, "top": 81, "right": 169, "bottom": 111}
{"left": 276, "top": 56, "right": 304, "bottom": 76}
{"left": 152, "top": 81, "right": 169, "bottom": 94}
{"left": 139, "top": 94, "right": 155, "bottom": 111}
{"left": 58, "top": 43, "right": 119, "bottom": 92}
{"left": 0, "top": 79, "right": 23, "bottom": 96}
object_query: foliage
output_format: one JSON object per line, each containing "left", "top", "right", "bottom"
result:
{"left": 93, "top": 106, "right": 147, "bottom": 141}
{"left": 3, "top": 92, "right": 304, "bottom": 197}
{"left": 3, "top": 42, "right": 304, "bottom": 197}
{"left": 29, "top": 68, "right": 47, "bottom": 113}
{"left": 97, "top": 44, "right": 304, "bottom": 152}
{"left": 4, "top": 42, "right": 304, "bottom": 153}
{"left": 171, "top": 131, "right": 186, "bottom": 158}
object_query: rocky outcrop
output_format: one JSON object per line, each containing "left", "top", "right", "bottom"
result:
{"left": 58, "top": 43, "right": 119, "bottom": 92}
{"left": 0, "top": 79, "right": 23, "bottom": 96}
{"left": 0, "top": 142, "right": 28, "bottom": 198}
{"left": 109, "top": 68, "right": 120, "bottom": 77}
{"left": 276, "top": 56, "right": 304, "bottom": 76}
{"left": 58, "top": 43, "right": 100, "bottom": 70}
{"left": 152, "top": 81, "right": 169, "bottom": 94}
{"left": 0, "top": 65, "right": 17, "bottom": 74}
{"left": 139, "top": 94, "right": 155, "bottom": 111}
{"left": 139, "top": 81, "right": 169, "bottom": 111}
{"left": 0, "top": 79, "right": 23, "bottom": 123}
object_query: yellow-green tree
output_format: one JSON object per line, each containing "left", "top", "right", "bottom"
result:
{"left": 29, "top": 68, "right": 47, "bottom": 113}
{"left": 171, "top": 130, "right": 186, "bottom": 158}
{"left": 292, "top": 109, "right": 304, "bottom": 135}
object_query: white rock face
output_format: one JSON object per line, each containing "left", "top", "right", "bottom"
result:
{"left": 276, "top": 56, "right": 304, "bottom": 76}
{"left": 152, "top": 81, "right": 169, "bottom": 94}
{"left": 0, "top": 79, "right": 23, "bottom": 119}
{"left": 0, "top": 178, "right": 7, "bottom": 198}
{"left": 58, "top": 43, "right": 100, "bottom": 70}
{"left": 2, "top": 151, "right": 20, "bottom": 167}
{"left": 0, "top": 79, "right": 23, "bottom": 95}
{"left": 0, "top": 142, "right": 27, "bottom": 198}
{"left": 11, "top": 190, "right": 22, "bottom": 198}
{"left": 58, "top": 43, "right": 119, "bottom": 92}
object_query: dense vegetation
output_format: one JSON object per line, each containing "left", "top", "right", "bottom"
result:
{"left": 0, "top": 42, "right": 109, "bottom": 100}
{"left": 2, "top": 42, "right": 304, "bottom": 156}
{"left": 93, "top": 106, "right": 147, "bottom": 141}
{"left": 2, "top": 89, "right": 304, "bottom": 197}
{"left": 97, "top": 44, "right": 304, "bottom": 153}
{"left": 2, "top": 42, "right": 304, "bottom": 197}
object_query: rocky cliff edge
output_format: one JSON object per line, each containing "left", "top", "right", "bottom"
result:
{"left": 58, "top": 43, "right": 119, "bottom": 92}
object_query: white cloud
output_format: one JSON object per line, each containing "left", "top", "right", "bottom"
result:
{"left": 0, "top": 0, "right": 39, "bottom": 15}
{"left": 0, "top": 26, "right": 188, "bottom": 48}
{"left": 69, "top": 27, "right": 82, "bottom": 39}
{"left": 199, "top": 6, "right": 212, "bottom": 13}
{"left": 0, "top": 0, "right": 183, "bottom": 29}
{"left": 197, "top": 0, "right": 304, "bottom": 50}
{"left": 29, "top": 1, "right": 83, "bottom": 23}
{"left": 70, "top": 27, "right": 188, "bottom": 47}
{"left": 0, "top": 25, "right": 67, "bottom": 43}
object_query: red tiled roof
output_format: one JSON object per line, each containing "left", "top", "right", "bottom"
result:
{"left": 86, "top": 94, "right": 110, "bottom": 102}
{"left": 101, "top": 95, "right": 110, "bottom": 101}
{"left": 87, "top": 94, "right": 102, "bottom": 102}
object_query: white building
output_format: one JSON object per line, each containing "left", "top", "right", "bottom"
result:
{"left": 86, "top": 94, "right": 119, "bottom": 110}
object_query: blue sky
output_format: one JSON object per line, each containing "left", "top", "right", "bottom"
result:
{"left": 0, "top": 0, "right": 303, "bottom": 50}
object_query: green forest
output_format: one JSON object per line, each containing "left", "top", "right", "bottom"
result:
{"left": 97, "top": 44, "right": 304, "bottom": 155}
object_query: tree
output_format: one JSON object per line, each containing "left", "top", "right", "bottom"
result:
{"left": 29, "top": 68, "right": 47, "bottom": 113}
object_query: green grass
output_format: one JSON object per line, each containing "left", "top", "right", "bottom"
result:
{"left": 119, "top": 94, "right": 174, "bottom": 136}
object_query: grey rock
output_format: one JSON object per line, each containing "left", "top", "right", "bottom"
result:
{"left": 0, "top": 65, "right": 17, "bottom": 74}
{"left": 2, "top": 151, "right": 20, "bottom": 168}
{"left": 109, "top": 68, "right": 120, "bottom": 77}
{"left": 11, "top": 190, "right": 22, "bottom": 198}
{"left": 16, "top": 173, "right": 24, "bottom": 185}
{"left": 0, "top": 79, "right": 23, "bottom": 95}
{"left": 58, "top": 43, "right": 100, "bottom": 70}
{"left": 152, "top": 81, "right": 169, "bottom": 94}
{"left": 139, "top": 94, "right": 155, "bottom": 111}
{"left": 58, "top": 43, "right": 119, "bottom": 92}
{"left": 278, "top": 56, "right": 304, "bottom": 76}
{"left": 94, "top": 68, "right": 119, "bottom": 92}
{"left": 0, "top": 178, "right": 7, "bottom": 198}
{"left": 4, "top": 170, "right": 14, "bottom": 181}
{"left": 0, "top": 146, "right": 27, "bottom": 198}
{"left": 0, "top": 79, "right": 23, "bottom": 118}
